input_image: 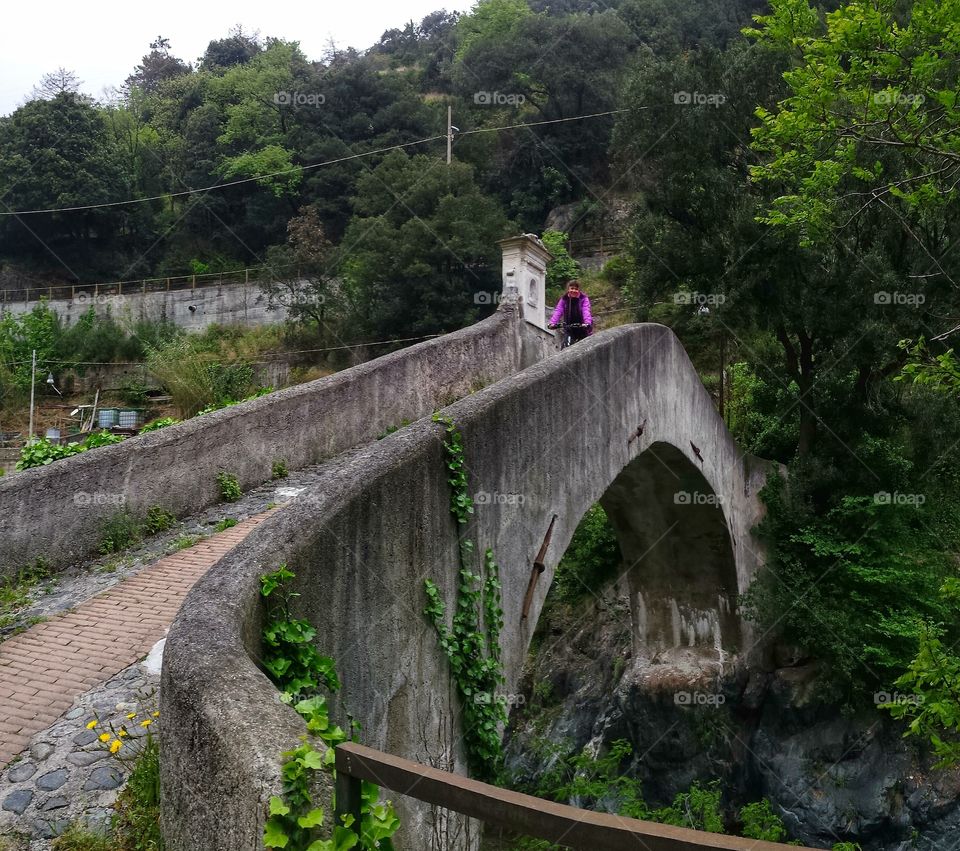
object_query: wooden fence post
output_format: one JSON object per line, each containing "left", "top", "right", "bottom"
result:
{"left": 334, "top": 764, "right": 363, "bottom": 835}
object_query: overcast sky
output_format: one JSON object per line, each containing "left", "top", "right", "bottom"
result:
{"left": 0, "top": 0, "right": 476, "bottom": 116}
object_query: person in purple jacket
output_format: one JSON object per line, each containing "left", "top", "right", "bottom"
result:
{"left": 548, "top": 279, "right": 593, "bottom": 345}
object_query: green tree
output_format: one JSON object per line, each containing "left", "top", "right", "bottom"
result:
{"left": 617, "top": 0, "right": 768, "bottom": 55}
{"left": 125, "top": 36, "right": 192, "bottom": 94}
{"left": 339, "top": 150, "right": 509, "bottom": 339}
{"left": 0, "top": 303, "right": 61, "bottom": 390}
{"left": 454, "top": 0, "right": 532, "bottom": 61}
{"left": 200, "top": 27, "right": 263, "bottom": 72}
{"left": 261, "top": 206, "right": 339, "bottom": 332}
{"left": 540, "top": 230, "right": 580, "bottom": 292}
{"left": 453, "top": 9, "right": 635, "bottom": 226}
{"left": 748, "top": 0, "right": 960, "bottom": 252}
{"left": 615, "top": 26, "right": 960, "bottom": 457}
{"left": 552, "top": 504, "right": 620, "bottom": 602}
{"left": 0, "top": 93, "right": 131, "bottom": 277}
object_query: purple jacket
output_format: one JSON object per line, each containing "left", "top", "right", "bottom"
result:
{"left": 549, "top": 293, "right": 593, "bottom": 330}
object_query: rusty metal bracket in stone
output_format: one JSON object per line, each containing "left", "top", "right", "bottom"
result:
{"left": 521, "top": 514, "right": 558, "bottom": 621}
{"left": 628, "top": 419, "right": 647, "bottom": 445}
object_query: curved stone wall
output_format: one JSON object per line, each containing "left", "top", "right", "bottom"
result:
{"left": 160, "top": 322, "right": 772, "bottom": 850}
{"left": 0, "top": 305, "right": 551, "bottom": 576}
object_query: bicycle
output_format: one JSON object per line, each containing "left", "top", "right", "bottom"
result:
{"left": 551, "top": 322, "right": 590, "bottom": 350}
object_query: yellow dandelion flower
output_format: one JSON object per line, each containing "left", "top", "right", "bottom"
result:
{"left": 110, "top": 739, "right": 122, "bottom": 754}
{"left": 140, "top": 719, "right": 153, "bottom": 728}
{"left": 98, "top": 733, "right": 111, "bottom": 743}
{"left": 152, "top": 712, "right": 160, "bottom": 718}
{"left": 126, "top": 712, "right": 136, "bottom": 720}
{"left": 118, "top": 729, "right": 128, "bottom": 738}
{"left": 86, "top": 720, "right": 98, "bottom": 729}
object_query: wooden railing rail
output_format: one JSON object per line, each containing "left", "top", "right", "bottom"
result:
{"left": 334, "top": 742, "right": 816, "bottom": 851}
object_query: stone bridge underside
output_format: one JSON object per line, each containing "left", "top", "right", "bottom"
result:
{"left": 160, "top": 321, "right": 772, "bottom": 850}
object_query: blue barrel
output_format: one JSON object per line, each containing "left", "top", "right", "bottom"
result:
{"left": 118, "top": 409, "right": 142, "bottom": 429}
{"left": 97, "top": 409, "right": 118, "bottom": 428}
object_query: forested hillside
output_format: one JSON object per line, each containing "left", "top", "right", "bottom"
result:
{"left": 0, "top": 0, "right": 765, "bottom": 331}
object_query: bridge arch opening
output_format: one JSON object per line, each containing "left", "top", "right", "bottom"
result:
{"left": 572, "top": 441, "right": 741, "bottom": 671}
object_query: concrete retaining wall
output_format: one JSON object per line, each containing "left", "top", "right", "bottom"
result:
{"left": 0, "top": 305, "right": 553, "bottom": 576}
{"left": 1, "top": 282, "right": 288, "bottom": 331}
{"left": 58, "top": 357, "right": 295, "bottom": 396}
{"left": 160, "top": 323, "right": 770, "bottom": 850}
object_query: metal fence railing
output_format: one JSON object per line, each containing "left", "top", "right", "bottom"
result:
{"left": 567, "top": 235, "right": 625, "bottom": 256}
{"left": 0, "top": 266, "right": 284, "bottom": 305}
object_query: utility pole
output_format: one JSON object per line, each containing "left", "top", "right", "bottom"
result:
{"left": 446, "top": 105, "right": 453, "bottom": 165}
{"left": 28, "top": 348, "right": 36, "bottom": 442}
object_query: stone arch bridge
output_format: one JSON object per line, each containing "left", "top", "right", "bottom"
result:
{"left": 158, "top": 283, "right": 771, "bottom": 846}
{"left": 0, "top": 236, "right": 773, "bottom": 849}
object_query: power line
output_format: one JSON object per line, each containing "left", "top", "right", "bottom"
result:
{"left": 0, "top": 333, "right": 445, "bottom": 368}
{"left": 0, "top": 136, "right": 446, "bottom": 216}
{"left": 459, "top": 108, "right": 634, "bottom": 136}
{"left": 0, "top": 108, "right": 641, "bottom": 217}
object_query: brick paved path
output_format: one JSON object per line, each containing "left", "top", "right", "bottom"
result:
{"left": 0, "top": 511, "right": 271, "bottom": 767}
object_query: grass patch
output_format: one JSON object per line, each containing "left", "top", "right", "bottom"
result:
{"left": 50, "top": 825, "right": 114, "bottom": 851}
{"left": 213, "top": 518, "right": 237, "bottom": 533}
{"left": 167, "top": 534, "right": 202, "bottom": 554}
{"left": 113, "top": 735, "right": 162, "bottom": 850}
{"left": 3, "top": 614, "right": 50, "bottom": 638}
{"left": 271, "top": 459, "right": 288, "bottom": 479}
{"left": 97, "top": 504, "right": 187, "bottom": 559}
{"left": 0, "top": 559, "right": 50, "bottom": 637}
{"left": 99, "top": 513, "right": 142, "bottom": 555}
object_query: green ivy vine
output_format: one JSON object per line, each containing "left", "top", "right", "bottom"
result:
{"left": 425, "top": 414, "right": 507, "bottom": 782}
{"left": 260, "top": 565, "right": 400, "bottom": 850}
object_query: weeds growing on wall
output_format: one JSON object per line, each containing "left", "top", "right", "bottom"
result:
{"left": 143, "top": 506, "right": 175, "bottom": 535}
{"left": 99, "top": 512, "right": 143, "bottom": 555}
{"left": 215, "top": 471, "right": 242, "bottom": 503}
{"left": 259, "top": 565, "right": 400, "bottom": 850}
{"left": 424, "top": 413, "right": 507, "bottom": 782}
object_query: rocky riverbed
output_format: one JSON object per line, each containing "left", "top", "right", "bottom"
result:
{"left": 503, "top": 579, "right": 960, "bottom": 851}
